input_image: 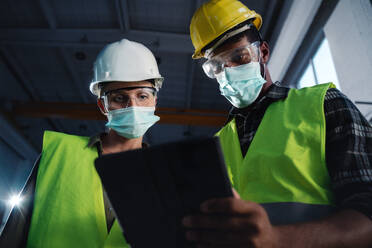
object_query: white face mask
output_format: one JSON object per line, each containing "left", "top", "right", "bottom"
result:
{"left": 106, "top": 106, "right": 160, "bottom": 139}
{"left": 216, "top": 62, "right": 266, "bottom": 108}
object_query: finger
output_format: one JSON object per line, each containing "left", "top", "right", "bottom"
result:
{"left": 232, "top": 188, "right": 241, "bottom": 199}
{"left": 185, "top": 230, "right": 252, "bottom": 246}
{"left": 182, "top": 214, "right": 259, "bottom": 231}
{"left": 200, "top": 198, "right": 261, "bottom": 215}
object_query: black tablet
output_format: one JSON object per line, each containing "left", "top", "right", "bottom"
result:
{"left": 95, "top": 136, "right": 232, "bottom": 248}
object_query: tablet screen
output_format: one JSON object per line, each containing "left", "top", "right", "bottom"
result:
{"left": 95, "top": 137, "right": 232, "bottom": 248}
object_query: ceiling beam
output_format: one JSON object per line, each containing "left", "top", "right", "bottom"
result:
{"left": 38, "top": 0, "right": 57, "bottom": 29}
{"left": 37, "top": 0, "right": 98, "bottom": 132}
{"left": 115, "top": 0, "right": 125, "bottom": 31}
{"left": 115, "top": 0, "right": 130, "bottom": 31}
{"left": 268, "top": 0, "right": 322, "bottom": 82}
{"left": 0, "top": 29, "right": 193, "bottom": 53}
{"left": 12, "top": 102, "right": 227, "bottom": 127}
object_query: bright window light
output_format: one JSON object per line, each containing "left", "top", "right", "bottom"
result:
{"left": 298, "top": 37, "right": 341, "bottom": 90}
{"left": 8, "top": 194, "right": 23, "bottom": 207}
{"left": 313, "top": 39, "right": 341, "bottom": 89}
{"left": 299, "top": 64, "right": 316, "bottom": 88}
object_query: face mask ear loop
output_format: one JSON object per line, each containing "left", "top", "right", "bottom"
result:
{"left": 258, "top": 49, "right": 266, "bottom": 80}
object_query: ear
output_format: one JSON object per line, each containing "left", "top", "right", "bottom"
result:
{"left": 97, "top": 98, "right": 107, "bottom": 115}
{"left": 259, "top": 41, "right": 270, "bottom": 64}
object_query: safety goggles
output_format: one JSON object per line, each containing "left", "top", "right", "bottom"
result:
{"left": 102, "top": 87, "right": 156, "bottom": 111}
{"left": 202, "top": 41, "right": 260, "bottom": 78}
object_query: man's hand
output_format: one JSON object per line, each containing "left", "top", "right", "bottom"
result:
{"left": 182, "top": 197, "right": 278, "bottom": 248}
{"left": 183, "top": 196, "right": 372, "bottom": 248}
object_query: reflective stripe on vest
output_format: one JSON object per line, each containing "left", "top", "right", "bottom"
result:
{"left": 216, "top": 83, "right": 336, "bottom": 224}
{"left": 261, "top": 202, "right": 335, "bottom": 225}
{"left": 27, "top": 131, "right": 128, "bottom": 248}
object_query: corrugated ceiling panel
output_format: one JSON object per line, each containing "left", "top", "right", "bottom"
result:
{"left": 128, "top": 0, "right": 193, "bottom": 33}
{"left": 60, "top": 47, "right": 101, "bottom": 102}
{"left": 0, "top": 60, "right": 30, "bottom": 101}
{"left": 52, "top": 0, "right": 119, "bottom": 28}
{"left": 156, "top": 52, "right": 189, "bottom": 108}
{"left": 0, "top": 0, "right": 48, "bottom": 28}
{"left": 9, "top": 46, "right": 85, "bottom": 102}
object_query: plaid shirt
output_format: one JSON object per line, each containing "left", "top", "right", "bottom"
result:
{"left": 228, "top": 83, "right": 372, "bottom": 219}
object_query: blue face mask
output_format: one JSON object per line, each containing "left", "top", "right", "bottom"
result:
{"left": 216, "top": 62, "right": 266, "bottom": 108}
{"left": 106, "top": 106, "right": 159, "bottom": 139}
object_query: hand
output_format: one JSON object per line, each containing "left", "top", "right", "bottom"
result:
{"left": 182, "top": 197, "right": 278, "bottom": 248}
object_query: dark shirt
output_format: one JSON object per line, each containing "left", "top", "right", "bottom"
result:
{"left": 228, "top": 83, "right": 372, "bottom": 219}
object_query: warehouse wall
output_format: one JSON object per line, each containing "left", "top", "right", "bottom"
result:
{"left": 324, "top": 0, "right": 372, "bottom": 118}
{"left": 268, "top": 0, "right": 322, "bottom": 82}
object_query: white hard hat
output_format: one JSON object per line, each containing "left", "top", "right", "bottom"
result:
{"left": 90, "top": 39, "right": 164, "bottom": 96}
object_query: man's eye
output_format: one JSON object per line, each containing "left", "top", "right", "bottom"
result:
{"left": 113, "top": 94, "right": 126, "bottom": 103}
{"left": 235, "top": 52, "right": 251, "bottom": 63}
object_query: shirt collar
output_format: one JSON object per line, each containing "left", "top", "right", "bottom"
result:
{"left": 87, "top": 133, "right": 103, "bottom": 148}
{"left": 87, "top": 133, "right": 149, "bottom": 153}
{"left": 265, "top": 82, "right": 290, "bottom": 100}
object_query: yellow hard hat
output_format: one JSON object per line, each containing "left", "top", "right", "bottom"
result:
{"left": 190, "top": 0, "right": 262, "bottom": 59}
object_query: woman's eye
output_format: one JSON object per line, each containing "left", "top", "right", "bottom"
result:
{"left": 139, "top": 94, "right": 149, "bottom": 100}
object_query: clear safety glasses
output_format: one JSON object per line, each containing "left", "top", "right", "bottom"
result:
{"left": 202, "top": 41, "right": 261, "bottom": 78}
{"left": 102, "top": 87, "right": 156, "bottom": 111}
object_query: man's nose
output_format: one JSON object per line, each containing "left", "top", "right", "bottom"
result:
{"left": 126, "top": 97, "right": 137, "bottom": 108}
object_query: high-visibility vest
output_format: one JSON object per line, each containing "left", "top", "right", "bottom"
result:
{"left": 216, "top": 83, "right": 336, "bottom": 225}
{"left": 27, "top": 131, "right": 128, "bottom": 248}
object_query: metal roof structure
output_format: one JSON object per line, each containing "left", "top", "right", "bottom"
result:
{"left": 0, "top": 0, "right": 290, "bottom": 149}
{"left": 0, "top": 0, "right": 296, "bottom": 230}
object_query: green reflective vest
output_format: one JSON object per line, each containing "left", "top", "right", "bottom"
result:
{"left": 27, "top": 131, "right": 128, "bottom": 248}
{"left": 216, "top": 83, "right": 336, "bottom": 224}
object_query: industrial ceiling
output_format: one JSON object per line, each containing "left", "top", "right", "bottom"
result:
{"left": 0, "top": 0, "right": 290, "bottom": 150}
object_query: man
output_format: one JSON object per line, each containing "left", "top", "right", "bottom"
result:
{"left": 183, "top": 0, "right": 372, "bottom": 247}
{"left": 0, "top": 38, "right": 163, "bottom": 247}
